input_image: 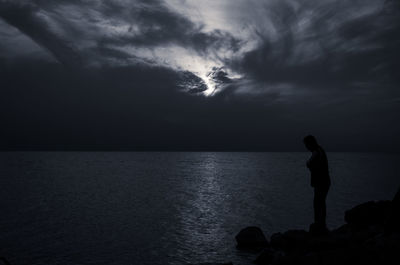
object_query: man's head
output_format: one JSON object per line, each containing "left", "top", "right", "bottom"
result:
{"left": 304, "top": 135, "right": 319, "bottom": 151}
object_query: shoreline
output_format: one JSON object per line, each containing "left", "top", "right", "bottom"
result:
{"left": 230, "top": 187, "right": 400, "bottom": 265}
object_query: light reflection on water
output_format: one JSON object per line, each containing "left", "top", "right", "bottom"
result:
{"left": 169, "top": 153, "right": 227, "bottom": 264}
{"left": 0, "top": 152, "right": 399, "bottom": 265}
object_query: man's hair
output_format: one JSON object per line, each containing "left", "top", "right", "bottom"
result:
{"left": 303, "top": 135, "right": 318, "bottom": 146}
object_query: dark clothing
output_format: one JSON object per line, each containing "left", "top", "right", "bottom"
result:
{"left": 314, "top": 184, "right": 330, "bottom": 227}
{"left": 307, "top": 146, "right": 330, "bottom": 188}
{"left": 307, "top": 146, "right": 330, "bottom": 227}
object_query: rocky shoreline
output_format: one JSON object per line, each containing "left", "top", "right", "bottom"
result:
{"left": 230, "top": 188, "right": 400, "bottom": 265}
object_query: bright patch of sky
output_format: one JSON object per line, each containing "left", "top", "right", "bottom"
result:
{"left": 0, "top": 0, "right": 390, "bottom": 96}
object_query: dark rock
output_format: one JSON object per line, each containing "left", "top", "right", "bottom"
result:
{"left": 235, "top": 226, "right": 268, "bottom": 249}
{"left": 331, "top": 224, "right": 350, "bottom": 235}
{"left": 237, "top": 193, "right": 400, "bottom": 265}
{"left": 309, "top": 222, "right": 329, "bottom": 236}
{"left": 315, "top": 248, "right": 363, "bottom": 265}
{"left": 270, "top": 233, "right": 285, "bottom": 250}
{"left": 363, "top": 233, "right": 400, "bottom": 265}
{"left": 0, "top": 258, "right": 11, "bottom": 265}
{"left": 385, "top": 188, "right": 400, "bottom": 234}
{"left": 332, "top": 223, "right": 384, "bottom": 240}
{"left": 297, "top": 246, "right": 382, "bottom": 265}
{"left": 190, "top": 263, "right": 233, "bottom": 265}
{"left": 266, "top": 251, "right": 320, "bottom": 265}
{"left": 381, "top": 233, "right": 400, "bottom": 265}
{"left": 290, "top": 252, "right": 320, "bottom": 265}
{"left": 254, "top": 247, "right": 284, "bottom": 265}
{"left": 344, "top": 200, "right": 391, "bottom": 227}
{"left": 270, "top": 230, "right": 310, "bottom": 252}
{"left": 307, "top": 234, "right": 349, "bottom": 252}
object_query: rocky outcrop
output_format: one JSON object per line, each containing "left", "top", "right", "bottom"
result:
{"left": 190, "top": 263, "right": 233, "bottom": 265}
{"left": 344, "top": 200, "right": 391, "bottom": 226}
{"left": 253, "top": 224, "right": 398, "bottom": 265}
{"left": 0, "top": 258, "right": 11, "bottom": 265}
{"left": 270, "top": 230, "right": 311, "bottom": 252}
{"left": 385, "top": 188, "right": 400, "bottom": 234}
{"left": 237, "top": 188, "right": 400, "bottom": 265}
{"left": 235, "top": 226, "right": 269, "bottom": 249}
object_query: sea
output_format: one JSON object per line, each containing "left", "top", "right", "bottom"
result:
{"left": 0, "top": 152, "right": 399, "bottom": 265}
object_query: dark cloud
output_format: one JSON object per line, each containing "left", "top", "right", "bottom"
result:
{"left": 0, "top": 0, "right": 399, "bottom": 151}
{"left": 0, "top": 0, "right": 241, "bottom": 67}
{"left": 96, "top": 0, "right": 242, "bottom": 56}
{"left": 208, "top": 67, "right": 232, "bottom": 85}
{"left": 0, "top": 1, "right": 82, "bottom": 68}
{"left": 177, "top": 71, "right": 208, "bottom": 94}
{"left": 231, "top": 0, "right": 400, "bottom": 92}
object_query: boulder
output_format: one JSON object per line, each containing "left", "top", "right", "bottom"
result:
{"left": 307, "top": 234, "right": 350, "bottom": 252}
{"left": 270, "top": 230, "right": 310, "bottom": 252}
{"left": 191, "top": 263, "right": 233, "bottom": 265}
{"left": 0, "top": 258, "right": 11, "bottom": 265}
{"left": 235, "top": 226, "right": 269, "bottom": 249}
{"left": 309, "top": 222, "right": 329, "bottom": 236}
{"left": 237, "top": 192, "right": 400, "bottom": 265}
{"left": 344, "top": 200, "right": 391, "bottom": 227}
{"left": 254, "top": 247, "right": 284, "bottom": 265}
{"left": 315, "top": 247, "right": 366, "bottom": 265}
{"left": 380, "top": 233, "right": 400, "bottom": 265}
{"left": 332, "top": 223, "right": 383, "bottom": 240}
{"left": 385, "top": 188, "right": 400, "bottom": 234}
{"left": 331, "top": 224, "right": 351, "bottom": 235}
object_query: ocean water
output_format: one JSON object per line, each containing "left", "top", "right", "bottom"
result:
{"left": 0, "top": 152, "right": 399, "bottom": 265}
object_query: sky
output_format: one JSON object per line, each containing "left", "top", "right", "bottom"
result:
{"left": 0, "top": 0, "right": 399, "bottom": 151}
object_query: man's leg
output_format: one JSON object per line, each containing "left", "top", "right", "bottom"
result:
{"left": 313, "top": 188, "right": 321, "bottom": 226}
{"left": 314, "top": 185, "right": 329, "bottom": 228}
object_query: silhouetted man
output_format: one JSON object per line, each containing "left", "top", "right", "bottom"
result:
{"left": 304, "top": 135, "right": 330, "bottom": 234}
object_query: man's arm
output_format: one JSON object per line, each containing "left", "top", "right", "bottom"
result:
{"left": 307, "top": 150, "right": 319, "bottom": 169}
